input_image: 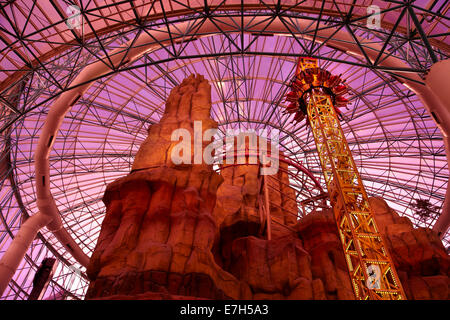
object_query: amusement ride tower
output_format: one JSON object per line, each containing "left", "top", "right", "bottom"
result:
{"left": 284, "top": 57, "right": 406, "bottom": 300}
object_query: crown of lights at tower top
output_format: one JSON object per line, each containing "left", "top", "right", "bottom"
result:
{"left": 283, "top": 57, "right": 352, "bottom": 124}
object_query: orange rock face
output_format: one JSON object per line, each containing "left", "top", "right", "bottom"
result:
{"left": 86, "top": 74, "right": 449, "bottom": 300}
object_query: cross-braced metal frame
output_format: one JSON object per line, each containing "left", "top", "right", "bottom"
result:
{"left": 0, "top": 0, "right": 449, "bottom": 299}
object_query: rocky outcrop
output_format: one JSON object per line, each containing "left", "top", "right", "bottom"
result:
{"left": 227, "top": 235, "right": 316, "bottom": 299}
{"left": 295, "top": 198, "right": 450, "bottom": 300}
{"left": 213, "top": 147, "right": 298, "bottom": 242}
{"left": 211, "top": 139, "right": 309, "bottom": 299}
{"left": 86, "top": 74, "right": 449, "bottom": 300}
{"left": 370, "top": 197, "right": 450, "bottom": 299}
{"left": 85, "top": 74, "right": 250, "bottom": 300}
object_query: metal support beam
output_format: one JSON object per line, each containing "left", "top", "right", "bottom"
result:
{"left": 407, "top": 5, "right": 438, "bottom": 64}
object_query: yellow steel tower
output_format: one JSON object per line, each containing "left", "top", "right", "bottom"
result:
{"left": 285, "top": 57, "right": 406, "bottom": 300}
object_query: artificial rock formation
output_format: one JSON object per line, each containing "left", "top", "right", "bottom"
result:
{"left": 296, "top": 208, "right": 355, "bottom": 300}
{"left": 213, "top": 139, "right": 298, "bottom": 239}
{"left": 295, "top": 198, "right": 450, "bottom": 300}
{"left": 86, "top": 74, "right": 449, "bottom": 300}
{"left": 85, "top": 74, "right": 250, "bottom": 299}
{"left": 369, "top": 197, "right": 449, "bottom": 299}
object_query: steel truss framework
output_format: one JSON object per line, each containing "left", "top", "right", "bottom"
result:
{"left": 304, "top": 79, "right": 405, "bottom": 298}
{"left": 0, "top": 0, "right": 448, "bottom": 299}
